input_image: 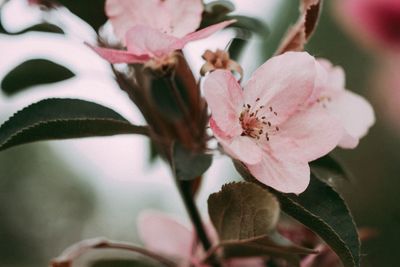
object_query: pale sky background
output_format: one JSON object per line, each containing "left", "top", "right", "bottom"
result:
{"left": 0, "top": 0, "right": 281, "bottom": 240}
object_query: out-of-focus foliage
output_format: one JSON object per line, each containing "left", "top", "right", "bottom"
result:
{"left": 1, "top": 59, "right": 74, "bottom": 95}
{"left": 0, "top": 144, "right": 95, "bottom": 267}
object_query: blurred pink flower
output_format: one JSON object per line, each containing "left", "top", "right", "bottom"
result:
{"left": 137, "top": 211, "right": 264, "bottom": 267}
{"left": 317, "top": 59, "right": 375, "bottom": 149}
{"left": 203, "top": 52, "right": 344, "bottom": 194}
{"left": 89, "top": 0, "right": 234, "bottom": 64}
{"left": 372, "top": 57, "right": 400, "bottom": 132}
{"left": 335, "top": 0, "right": 400, "bottom": 52}
{"left": 279, "top": 224, "right": 340, "bottom": 267}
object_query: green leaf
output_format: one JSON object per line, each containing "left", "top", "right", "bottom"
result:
{"left": 208, "top": 182, "right": 280, "bottom": 239}
{"left": 207, "top": 182, "right": 314, "bottom": 264}
{"left": 1, "top": 59, "right": 74, "bottom": 95}
{"left": 0, "top": 98, "right": 149, "bottom": 151}
{"left": 171, "top": 142, "right": 212, "bottom": 181}
{"left": 234, "top": 162, "right": 360, "bottom": 267}
{"left": 310, "top": 154, "right": 352, "bottom": 183}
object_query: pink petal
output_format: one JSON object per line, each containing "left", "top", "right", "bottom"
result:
{"left": 215, "top": 135, "right": 264, "bottom": 165}
{"left": 125, "top": 25, "right": 180, "bottom": 58}
{"left": 106, "top": 0, "right": 164, "bottom": 42}
{"left": 243, "top": 52, "right": 318, "bottom": 125}
{"left": 327, "top": 90, "right": 375, "bottom": 149}
{"left": 106, "top": 0, "right": 203, "bottom": 42}
{"left": 247, "top": 154, "right": 310, "bottom": 194}
{"left": 203, "top": 70, "right": 244, "bottom": 136}
{"left": 268, "top": 104, "right": 344, "bottom": 162}
{"left": 317, "top": 59, "right": 346, "bottom": 89}
{"left": 137, "top": 210, "right": 193, "bottom": 259}
{"left": 86, "top": 43, "right": 150, "bottom": 64}
{"left": 160, "top": 0, "right": 204, "bottom": 37}
{"left": 177, "top": 20, "right": 236, "bottom": 46}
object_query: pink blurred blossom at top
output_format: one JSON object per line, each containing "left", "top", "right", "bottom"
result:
{"left": 203, "top": 52, "right": 374, "bottom": 194}
{"left": 335, "top": 0, "right": 400, "bottom": 53}
{"left": 89, "top": 0, "right": 235, "bottom": 64}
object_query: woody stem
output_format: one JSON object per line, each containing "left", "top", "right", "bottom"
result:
{"left": 176, "top": 180, "right": 221, "bottom": 267}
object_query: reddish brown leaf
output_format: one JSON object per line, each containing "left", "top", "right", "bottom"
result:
{"left": 275, "top": 0, "right": 323, "bottom": 54}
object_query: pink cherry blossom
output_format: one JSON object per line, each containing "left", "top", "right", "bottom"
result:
{"left": 89, "top": 0, "right": 235, "bottom": 64}
{"left": 137, "top": 211, "right": 264, "bottom": 267}
{"left": 203, "top": 52, "right": 344, "bottom": 194}
{"left": 335, "top": 0, "right": 400, "bottom": 52}
{"left": 316, "top": 59, "right": 375, "bottom": 149}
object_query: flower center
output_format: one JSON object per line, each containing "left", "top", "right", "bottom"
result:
{"left": 317, "top": 95, "right": 332, "bottom": 108}
{"left": 239, "top": 98, "right": 279, "bottom": 141}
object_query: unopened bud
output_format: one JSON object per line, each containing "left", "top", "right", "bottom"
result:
{"left": 200, "top": 49, "right": 243, "bottom": 80}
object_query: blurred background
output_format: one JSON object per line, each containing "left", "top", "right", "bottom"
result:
{"left": 0, "top": 0, "right": 399, "bottom": 266}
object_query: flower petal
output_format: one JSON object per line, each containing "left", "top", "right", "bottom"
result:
{"left": 177, "top": 20, "right": 236, "bottom": 46}
{"left": 268, "top": 104, "right": 344, "bottom": 162}
{"left": 125, "top": 25, "right": 179, "bottom": 57}
{"left": 204, "top": 70, "right": 244, "bottom": 136}
{"left": 86, "top": 43, "right": 150, "bottom": 64}
{"left": 244, "top": 52, "right": 318, "bottom": 125}
{"left": 106, "top": 0, "right": 203, "bottom": 41}
{"left": 247, "top": 154, "right": 310, "bottom": 194}
{"left": 137, "top": 210, "right": 193, "bottom": 259}
{"left": 317, "top": 58, "right": 346, "bottom": 89}
{"left": 216, "top": 135, "right": 264, "bottom": 165}
{"left": 160, "top": 0, "right": 204, "bottom": 37}
{"left": 327, "top": 90, "right": 375, "bottom": 149}
{"left": 106, "top": 0, "right": 166, "bottom": 42}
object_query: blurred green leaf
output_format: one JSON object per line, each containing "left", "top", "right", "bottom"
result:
{"left": 0, "top": 23, "right": 64, "bottom": 35}
{"left": 172, "top": 142, "right": 212, "bottom": 181}
{"left": 235, "top": 162, "right": 360, "bottom": 267}
{"left": 0, "top": 98, "right": 149, "bottom": 151}
{"left": 204, "top": 0, "right": 235, "bottom": 17}
{"left": 207, "top": 182, "right": 314, "bottom": 264}
{"left": 201, "top": 14, "right": 269, "bottom": 38}
{"left": 228, "top": 15, "right": 270, "bottom": 37}
{"left": 1, "top": 59, "right": 74, "bottom": 95}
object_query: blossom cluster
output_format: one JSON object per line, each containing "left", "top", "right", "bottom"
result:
{"left": 10, "top": 0, "right": 377, "bottom": 266}
{"left": 89, "top": 0, "right": 374, "bottom": 194}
